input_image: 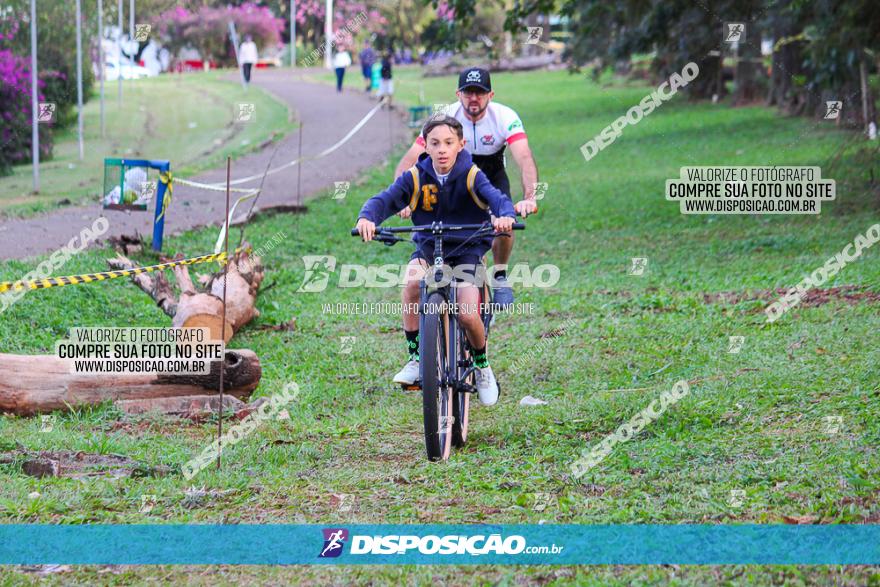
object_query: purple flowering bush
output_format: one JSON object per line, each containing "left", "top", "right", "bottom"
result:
{"left": 0, "top": 49, "right": 52, "bottom": 176}
{"left": 3, "top": 1, "right": 93, "bottom": 128}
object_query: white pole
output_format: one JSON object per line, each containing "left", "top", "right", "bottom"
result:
{"left": 228, "top": 22, "right": 246, "bottom": 90}
{"left": 29, "top": 0, "right": 39, "bottom": 192}
{"left": 290, "top": 0, "right": 296, "bottom": 68}
{"left": 98, "top": 0, "right": 105, "bottom": 137}
{"left": 129, "top": 0, "right": 134, "bottom": 45}
{"left": 117, "top": 0, "right": 122, "bottom": 104}
{"left": 324, "top": 0, "right": 332, "bottom": 70}
{"left": 76, "top": 0, "right": 84, "bottom": 160}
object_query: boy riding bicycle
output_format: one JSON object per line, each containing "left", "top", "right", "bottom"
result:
{"left": 356, "top": 115, "right": 517, "bottom": 405}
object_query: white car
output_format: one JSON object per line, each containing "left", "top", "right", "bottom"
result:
{"left": 103, "top": 60, "right": 154, "bottom": 81}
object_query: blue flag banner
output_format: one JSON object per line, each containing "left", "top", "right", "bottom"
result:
{"left": 1, "top": 524, "right": 878, "bottom": 565}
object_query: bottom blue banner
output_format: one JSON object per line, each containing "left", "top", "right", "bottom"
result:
{"left": 0, "top": 524, "right": 877, "bottom": 565}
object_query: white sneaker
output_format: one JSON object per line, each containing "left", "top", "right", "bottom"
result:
{"left": 475, "top": 366, "right": 499, "bottom": 406}
{"left": 393, "top": 359, "right": 420, "bottom": 385}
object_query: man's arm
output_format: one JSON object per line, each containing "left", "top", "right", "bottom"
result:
{"left": 508, "top": 138, "right": 539, "bottom": 216}
{"left": 394, "top": 139, "right": 425, "bottom": 179}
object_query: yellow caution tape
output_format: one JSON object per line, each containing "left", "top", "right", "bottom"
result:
{"left": 156, "top": 170, "right": 173, "bottom": 224}
{"left": 0, "top": 249, "right": 240, "bottom": 294}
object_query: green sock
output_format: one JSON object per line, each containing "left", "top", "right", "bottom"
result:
{"left": 472, "top": 345, "right": 489, "bottom": 368}
{"left": 405, "top": 329, "right": 419, "bottom": 361}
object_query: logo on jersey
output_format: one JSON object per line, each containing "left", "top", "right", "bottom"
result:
{"left": 507, "top": 119, "right": 523, "bottom": 131}
{"left": 319, "top": 528, "right": 349, "bottom": 558}
{"left": 481, "top": 134, "right": 495, "bottom": 146}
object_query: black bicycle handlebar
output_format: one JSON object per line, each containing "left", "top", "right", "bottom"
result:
{"left": 350, "top": 221, "right": 525, "bottom": 237}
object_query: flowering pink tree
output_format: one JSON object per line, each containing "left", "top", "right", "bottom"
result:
{"left": 294, "top": 0, "right": 385, "bottom": 52}
{"left": 436, "top": 1, "right": 456, "bottom": 21}
{"left": 157, "top": 2, "right": 285, "bottom": 67}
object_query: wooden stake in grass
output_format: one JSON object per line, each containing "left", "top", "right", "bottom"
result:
{"left": 218, "top": 157, "right": 232, "bottom": 471}
{"left": 296, "top": 122, "right": 303, "bottom": 207}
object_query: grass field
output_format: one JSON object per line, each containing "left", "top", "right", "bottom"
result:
{"left": 1, "top": 67, "right": 879, "bottom": 584}
{"left": 0, "top": 70, "right": 295, "bottom": 219}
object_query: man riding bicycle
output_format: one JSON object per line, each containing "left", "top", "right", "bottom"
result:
{"left": 394, "top": 68, "right": 539, "bottom": 307}
{"left": 357, "top": 116, "right": 517, "bottom": 405}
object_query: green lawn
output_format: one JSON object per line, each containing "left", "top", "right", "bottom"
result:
{"left": 0, "top": 68, "right": 879, "bottom": 585}
{"left": 0, "top": 70, "right": 295, "bottom": 219}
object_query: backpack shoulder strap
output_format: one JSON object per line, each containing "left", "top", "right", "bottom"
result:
{"left": 408, "top": 166, "right": 420, "bottom": 211}
{"left": 466, "top": 164, "right": 488, "bottom": 210}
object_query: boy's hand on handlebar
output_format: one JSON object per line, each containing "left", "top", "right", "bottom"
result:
{"left": 493, "top": 216, "right": 515, "bottom": 233}
{"left": 356, "top": 218, "right": 376, "bottom": 242}
{"left": 397, "top": 207, "right": 412, "bottom": 219}
{"left": 514, "top": 199, "right": 538, "bottom": 217}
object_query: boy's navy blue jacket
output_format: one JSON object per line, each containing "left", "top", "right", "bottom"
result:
{"left": 358, "top": 149, "right": 516, "bottom": 257}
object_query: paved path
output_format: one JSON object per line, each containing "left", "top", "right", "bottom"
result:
{"left": 0, "top": 69, "right": 411, "bottom": 260}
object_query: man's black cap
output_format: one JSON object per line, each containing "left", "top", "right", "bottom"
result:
{"left": 458, "top": 68, "right": 491, "bottom": 92}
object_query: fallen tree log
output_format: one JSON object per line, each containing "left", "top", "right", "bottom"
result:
{"left": 106, "top": 244, "right": 264, "bottom": 343}
{"left": 0, "top": 349, "right": 261, "bottom": 416}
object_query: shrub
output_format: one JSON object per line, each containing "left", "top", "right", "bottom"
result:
{"left": 2, "top": 0, "right": 94, "bottom": 127}
{"left": 0, "top": 49, "right": 52, "bottom": 176}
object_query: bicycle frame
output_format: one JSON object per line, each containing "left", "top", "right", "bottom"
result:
{"left": 352, "top": 220, "right": 524, "bottom": 460}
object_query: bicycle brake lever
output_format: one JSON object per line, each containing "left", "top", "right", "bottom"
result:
{"left": 374, "top": 233, "right": 403, "bottom": 246}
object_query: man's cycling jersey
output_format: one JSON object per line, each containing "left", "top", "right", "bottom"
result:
{"left": 415, "top": 101, "right": 527, "bottom": 187}
{"left": 415, "top": 101, "right": 527, "bottom": 156}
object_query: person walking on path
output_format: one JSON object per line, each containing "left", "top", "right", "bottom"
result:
{"left": 333, "top": 48, "right": 352, "bottom": 93}
{"left": 378, "top": 51, "right": 394, "bottom": 107}
{"left": 239, "top": 35, "right": 259, "bottom": 84}
{"left": 359, "top": 41, "right": 376, "bottom": 92}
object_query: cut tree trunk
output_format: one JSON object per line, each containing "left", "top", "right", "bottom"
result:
{"left": 203, "top": 248, "right": 264, "bottom": 335}
{"left": 107, "top": 244, "right": 264, "bottom": 343}
{"left": 0, "top": 349, "right": 262, "bottom": 416}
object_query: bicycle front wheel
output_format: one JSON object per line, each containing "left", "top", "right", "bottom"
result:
{"left": 452, "top": 325, "right": 471, "bottom": 448}
{"left": 420, "top": 292, "right": 453, "bottom": 461}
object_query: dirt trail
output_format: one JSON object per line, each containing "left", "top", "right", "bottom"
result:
{"left": 0, "top": 69, "right": 411, "bottom": 260}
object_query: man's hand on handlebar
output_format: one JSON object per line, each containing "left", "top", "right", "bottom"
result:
{"left": 356, "top": 218, "right": 376, "bottom": 242}
{"left": 514, "top": 199, "right": 538, "bottom": 218}
{"left": 493, "top": 215, "right": 515, "bottom": 234}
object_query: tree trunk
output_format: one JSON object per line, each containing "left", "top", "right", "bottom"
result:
{"left": 0, "top": 349, "right": 261, "bottom": 416}
{"left": 107, "top": 245, "right": 263, "bottom": 343}
{"left": 766, "top": 20, "right": 809, "bottom": 115}
{"left": 859, "top": 54, "right": 877, "bottom": 137}
{"left": 205, "top": 248, "right": 264, "bottom": 334}
{"left": 733, "top": 20, "right": 765, "bottom": 106}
